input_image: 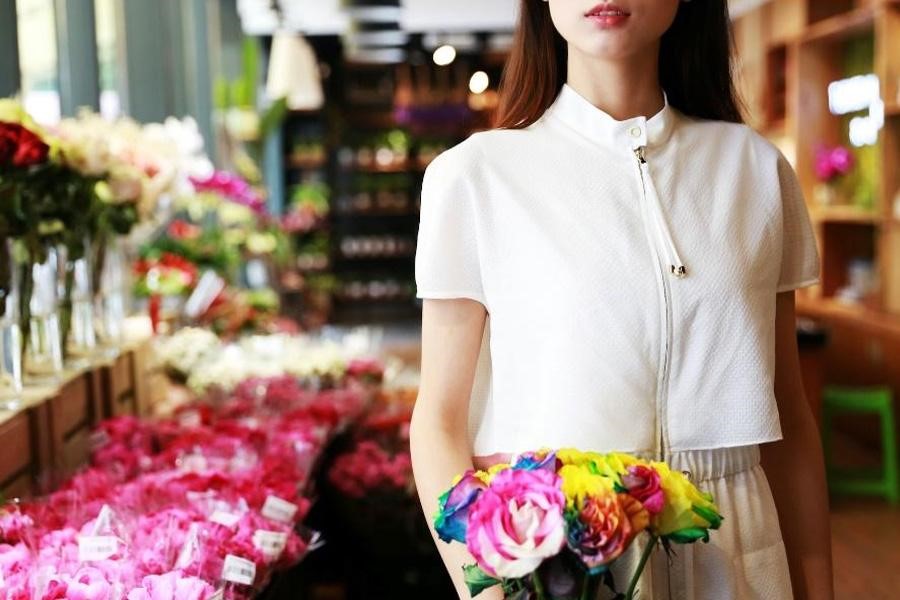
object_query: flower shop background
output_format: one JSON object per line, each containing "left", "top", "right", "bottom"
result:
{"left": 1, "top": 0, "right": 899, "bottom": 599}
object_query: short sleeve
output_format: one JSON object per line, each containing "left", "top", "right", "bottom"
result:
{"left": 414, "top": 147, "right": 487, "bottom": 307}
{"left": 775, "top": 153, "right": 821, "bottom": 292}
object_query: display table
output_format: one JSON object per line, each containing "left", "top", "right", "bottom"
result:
{"left": 0, "top": 321, "right": 152, "bottom": 499}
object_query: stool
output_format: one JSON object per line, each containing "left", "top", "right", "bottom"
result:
{"left": 821, "top": 385, "right": 899, "bottom": 504}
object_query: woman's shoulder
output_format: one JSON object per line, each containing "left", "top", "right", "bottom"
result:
{"left": 680, "top": 113, "right": 783, "bottom": 161}
{"left": 425, "top": 125, "right": 546, "bottom": 178}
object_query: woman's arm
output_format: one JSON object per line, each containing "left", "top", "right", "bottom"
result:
{"left": 761, "top": 291, "right": 834, "bottom": 600}
{"left": 410, "top": 298, "right": 504, "bottom": 600}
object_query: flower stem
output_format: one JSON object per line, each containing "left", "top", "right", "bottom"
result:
{"left": 532, "top": 570, "right": 547, "bottom": 600}
{"left": 624, "top": 534, "right": 658, "bottom": 600}
{"left": 580, "top": 574, "right": 591, "bottom": 600}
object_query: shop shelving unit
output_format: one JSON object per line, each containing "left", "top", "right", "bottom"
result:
{"left": 280, "top": 106, "right": 334, "bottom": 329}
{"left": 732, "top": 0, "right": 900, "bottom": 430}
{"left": 272, "top": 33, "right": 505, "bottom": 326}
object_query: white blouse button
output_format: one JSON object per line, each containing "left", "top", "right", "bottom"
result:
{"left": 629, "top": 126, "right": 642, "bottom": 138}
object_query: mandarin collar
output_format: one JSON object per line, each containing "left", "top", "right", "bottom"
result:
{"left": 545, "top": 82, "right": 676, "bottom": 151}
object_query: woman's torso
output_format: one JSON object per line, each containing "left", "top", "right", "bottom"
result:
{"left": 420, "top": 85, "right": 792, "bottom": 459}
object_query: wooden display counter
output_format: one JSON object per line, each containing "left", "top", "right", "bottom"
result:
{"left": 0, "top": 324, "right": 152, "bottom": 500}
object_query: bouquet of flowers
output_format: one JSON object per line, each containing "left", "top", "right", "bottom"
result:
{"left": 435, "top": 449, "right": 722, "bottom": 600}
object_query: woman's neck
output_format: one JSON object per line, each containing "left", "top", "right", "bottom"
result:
{"left": 565, "top": 43, "right": 665, "bottom": 121}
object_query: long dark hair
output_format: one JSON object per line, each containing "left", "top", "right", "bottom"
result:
{"left": 494, "top": 0, "right": 745, "bottom": 128}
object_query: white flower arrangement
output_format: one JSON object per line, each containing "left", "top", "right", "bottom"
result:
{"left": 154, "top": 327, "right": 223, "bottom": 381}
{"left": 154, "top": 328, "right": 385, "bottom": 395}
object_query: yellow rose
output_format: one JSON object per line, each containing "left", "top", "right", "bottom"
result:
{"left": 0, "top": 99, "right": 27, "bottom": 123}
{"left": 649, "top": 461, "right": 722, "bottom": 537}
{"left": 472, "top": 462, "right": 511, "bottom": 485}
{"left": 559, "top": 463, "right": 614, "bottom": 509}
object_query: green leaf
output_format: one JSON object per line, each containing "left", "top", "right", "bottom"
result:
{"left": 665, "top": 527, "right": 710, "bottom": 544}
{"left": 463, "top": 564, "right": 501, "bottom": 597}
{"left": 259, "top": 96, "right": 288, "bottom": 140}
{"left": 692, "top": 505, "right": 723, "bottom": 529}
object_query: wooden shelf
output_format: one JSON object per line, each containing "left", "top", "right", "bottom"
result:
{"left": 810, "top": 205, "right": 882, "bottom": 224}
{"left": 886, "top": 103, "right": 900, "bottom": 118}
{"left": 341, "top": 161, "right": 414, "bottom": 174}
{"left": 801, "top": 5, "right": 874, "bottom": 43}
{"left": 286, "top": 156, "right": 327, "bottom": 169}
{"left": 796, "top": 296, "right": 900, "bottom": 337}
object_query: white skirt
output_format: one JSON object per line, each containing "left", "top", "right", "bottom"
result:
{"left": 602, "top": 444, "right": 794, "bottom": 600}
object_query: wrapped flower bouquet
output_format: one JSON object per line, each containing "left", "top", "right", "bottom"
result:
{"left": 434, "top": 449, "right": 723, "bottom": 599}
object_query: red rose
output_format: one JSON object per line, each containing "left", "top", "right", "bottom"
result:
{"left": 14, "top": 125, "right": 49, "bottom": 166}
{"left": 167, "top": 219, "right": 201, "bottom": 240}
{"left": 0, "top": 122, "right": 17, "bottom": 165}
{"left": 0, "top": 121, "right": 49, "bottom": 167}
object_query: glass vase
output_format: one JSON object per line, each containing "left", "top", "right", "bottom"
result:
{"left": 64, "top": 238, "right": 98, "bottom": 366}
{"left": 25, "top": 245, "right": 64, "bottom": 384}
{"left": 95, "top": 236, "right": 129, "bottom": 356}
{"left": 0, "top": 240, "right": 23, "bottom": 409}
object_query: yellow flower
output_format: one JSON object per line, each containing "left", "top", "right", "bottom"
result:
{"left": 649, "top": 461, "right": 722, "bottom": 536}
{"left": 0, "top": 99, "right": 28, "bottom": 124}
{"left": 557, "top": 448, "right": 608, "bottom": 468}
{"left": 559, "top": 463, "right": 614, "bottom": 509}
{"left": 469, "top": 462, "right": 511, "bottom": 486}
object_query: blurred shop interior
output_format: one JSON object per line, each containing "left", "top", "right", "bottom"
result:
{"left": 1, "top": 0, "right": 899, "bottom": 598}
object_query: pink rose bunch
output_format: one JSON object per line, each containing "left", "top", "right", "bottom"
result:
{"left": 814, "top": 144, "right": 854, "bottom": 182}
{"left": 190, "top": 171, "right": 266, "bottom": 215}
{"left": 328, "top": 440, "right": 412, "bottom": 498}
{"left": 127, "top": 571, "right": 214, "bottom": 600}
{"left": 0, "top": 377, "right": 366, "bottom": 598}
{"left": 345, "top": 358, "right": 384, "bottom": 383}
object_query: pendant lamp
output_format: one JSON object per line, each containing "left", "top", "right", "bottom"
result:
{"left": 265, "top": 31, "right": 324, "bottom": 110}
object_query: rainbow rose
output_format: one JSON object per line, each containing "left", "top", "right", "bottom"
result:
{"left": 511, "top": 448, "right": 557, "bottom": 472}
{"left": 622, "top": 464, "right": 665, "bottom": 515}
{"left": 560, "top": 464, "right": 649, "bottom": 572}
{"left": 434, "top": 471, "right": 487, "bottom": 544}
{"left": 465, "top": 468, "right": 566, "bottom": 578}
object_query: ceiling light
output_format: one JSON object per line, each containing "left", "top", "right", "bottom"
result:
{"left": 469, "top": 71, "right": 489, "bottom": 94}
{"left": 432, "top": 44, "right": 456, "bottom": 66}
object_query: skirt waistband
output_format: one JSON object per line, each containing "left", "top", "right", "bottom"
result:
{"left": 649, "top": 444, "right": 761, "bottom": 483}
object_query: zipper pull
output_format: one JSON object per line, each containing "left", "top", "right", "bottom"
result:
{"left": 633, "top": 144, "right": 688, "bottom": 279}
{"left": 633, "top": 146, "right": 647, "bottom": 164}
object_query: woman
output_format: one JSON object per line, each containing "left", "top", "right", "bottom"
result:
{"left": 410, "top": 1, "right": 834, "bottom": 598}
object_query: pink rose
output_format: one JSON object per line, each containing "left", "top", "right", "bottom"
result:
{"left": 622, "top": 464, "right": 664, "bottom": 515}
{"left": 465, "top": 468, "right": 566, "bottom": 578}
{"left": 127, "top": 571, "right": 215, "bottom": 600}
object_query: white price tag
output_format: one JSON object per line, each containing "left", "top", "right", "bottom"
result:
{"left": 175, "top": 523, "right": 200, "bottom": 569}
{"left": 221, "top": 554, "right": 256, "bottom": 585}
{"left": 186, "top": 490, "right": 216, "bottom": 503}
{"left": 91, "top": 504, "right": 114, "bottom": 536}
{"left": 180, "top": 453, "right": 208, "bottom": 472}
{"left": 209, "top": 511, "right": 240, "bottom": 528}
{"left": 78, "top": 535, "right": 118, "bottom": 561}
{"left": 261, "top": 495, "right": 298, "bottom": 524}
{"left": 252, "top": 530, "right": 288, "bottom": 560}
{"left": 178, "top": 410, "right": 202, "bottom": 427}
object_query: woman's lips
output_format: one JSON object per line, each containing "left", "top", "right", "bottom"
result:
{"left": 585, "top": 4, "right": 631, "bottom": 28}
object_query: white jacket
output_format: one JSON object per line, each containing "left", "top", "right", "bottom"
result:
{"left": 414, "top": 82, "right": 821, "bottom": 458}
